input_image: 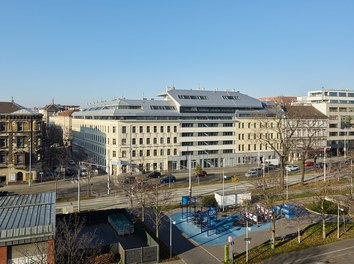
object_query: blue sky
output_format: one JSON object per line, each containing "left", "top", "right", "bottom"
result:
{"left": 1, "top": 1, "right": 354, "bottom": 107}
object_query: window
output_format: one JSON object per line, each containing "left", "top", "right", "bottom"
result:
{"left": 160, "top": 126, "right": 164, "bottom": 133}
{"left": 139, "top": 150, "right": 143, "bottom": 156}
{"left": 174, "top": 137, "right": 177, "bottom": 143}
{"left": 182, "top": 142, "right": 193, "bottom": 146}
{"left": 181, "top": 123, "right": 193, "bottom": 127}
{"left": 223, "top": 141, "right": 233, "bottom": 145}
{"left": 139, "top": 138, "right": 143, "bottom": 145}
{"left": 174, "top": 126, "right": 177, "bottom": 132}
{"left": 122, "top": 139, "right": 126, "bottom": 145}
{"left": 146, "top": 150, "right": 150, "bottom": 156}
{"left": 147, "top": 138, "right": 150, "bottom": 144}
{"left": 329, "top": 92, "right": 337, "bottom": 96}
{"left": 17, "top": 137, "right": 24, "bottom": 148}
{"left": 147, "top": 126, "right": 150, "bottom": 133}
{"left": 153, "top": 149, "right": 157, "bottom": 156}
{"left": 167, "top": 138, "right": 170, "bottom": 144}
{"left": 0, "top": 152, "right": 5, "bottom": 163}
{"left": 112, "top": 126, "right": 116, "bottom": 133}
{"left": 223, "top": 149, "right": 232, "bottom": 153}
{"left": 160, "top": 149, "right": 164, "bottom": 156}
{"left": 154, "top": 126, "right": 157, "bottom": 133}
{"left": 112, "top": 151, "right": 116, "bottom": 158}
{"left": 112, "top": 139, "right": 116, "bottom": 145}
{"left": 0, "top": 123, "right": 5, "bottom": 132}
{"left": 122, "top": 151, "right": 126, "bottom": 157}
{"left": 182, "top": 133, "right": 193, "bottom": 137}
{"left": 139, "top": 126, "right": 143, "bottom": 133}
{"left": 223, "top": 132, "right": 233, "bottom": 136}
{"left": 339, "top": 92, "right": 346, "bottom": 97}
{"left": 153, "top": 138, "right": 157, "bottom": 144}
{"left": 132, "top": 126, "right": 136, "bottom": 133}
{"left": 0, "top": 138, "right": 6, "bottom": 148}
{"left": 167, "top": 126, "right": 170, "bottom": 132}
{"left": 167, "top": 149, "right": 170, "bottom": 155}
{"left": 122, "top": 126, "right": 126, "bottom": 133}
{"left": 17, "top": 154, "right": 24, "bottom": 164}
{"left": 160, "top": 138, "right": 164, "bottom": 144}
{"left": 132, "top": 138, "right": 136, "bottom": 145}
{"left": 132, "top": 150, "right": 136, "bottom": 157}
{"left": 17, "top": 122, "right": 23, "bottom": 131}
{"left": 174, "top": 149, "right": 177, "bottom": 155}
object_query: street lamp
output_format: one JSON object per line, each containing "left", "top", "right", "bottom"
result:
{"left": 286, "top": 168, "right": 289, "bottom": 200}
{"left": 28, "top": 137, "right": 32, "bottom": 187}
{"left": 169, "top": 218, "right": 176, "bottom": 259}
{"left": 323, "top": 147, "right": 328, "bottom": 182}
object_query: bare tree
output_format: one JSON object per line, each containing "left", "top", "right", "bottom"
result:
{"left": 312, "top": 180, "right": 333, "bottom": 239}
{"left": 148, "top": 182, "right": 173, "bottom": 239}
{"left": 19, "top": 242, "right": 52, "bottom": 264}
{"left": 254, "top": 104, "right": 298, "bottom": 189}
{"left": 55, "top": 214, "right": 101, "bottom": 264}
{"left": 253, "top": 174, "right": 285, "bottom": 249}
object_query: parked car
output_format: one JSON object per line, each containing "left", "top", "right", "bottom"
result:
{"left": 245, "top": 171, "right": 259, "bottom": 177}
{"left": 223, "top": 174, "right": 232, "bottom": 180}
{"left": 160, "top": 175, "right": 176, "bottom": 184}
{"left": 195, "top": 170, "right": 207, "bottom": 177}
{"left": 285, "top": 165, "right": 299, "bottom": 172}
{"left": 304, "top": 161, "right": 315, "bottom": 167}
{"left": 147, "top": 171, "right": 161, "bottom": 178}
{"left": 315, "top": 162, "right": 328, "bottom": 168}
{"left": 66, "top": 168, "right": 76, "bottom": 177}
{"left": 68, "top": 160, "right": 75, "bottom": 166}
{"left": 250, "top": 167, "right": 262, "bottom": 173}
{"left": 264, "top": 164, "right": 277, "bottom": 171}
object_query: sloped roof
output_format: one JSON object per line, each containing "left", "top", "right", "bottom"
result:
{"left": 285, "top": 105, "right": 328, "bottom": 119}
{"left": 0, "top": 101, "right": 23, "bottom": 113}
{"left": 0, "top": 192, "right": 56, "bottom": 246}
{"left": 58, "top": 109, "right": 79, "bottom": 116}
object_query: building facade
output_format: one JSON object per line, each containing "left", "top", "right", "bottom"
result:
{"left": 0, "top": 101, "right": 43, "bottom": 185}
{"left": 297, "top": 89, "right": 354, "bottom": 155}
{"left": 72, "top": 88, "right": 275, "bottom": 174}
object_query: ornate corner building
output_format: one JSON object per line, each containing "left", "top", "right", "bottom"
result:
{"left": 0, "top": 101, "right": 43, "bottom": 185}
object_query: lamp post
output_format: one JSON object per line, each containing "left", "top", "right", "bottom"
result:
{"left": 323, "top": 147, "right": 327, "bottom": 182}
{"left": 27, "top": 136, "right": 32, "bottom": 186}
{"left": 169, "top": 218, "right": 176, "bottom": 259}
{"left": 222, "top": 170, "right": 225, "bottom": 212}
{"left": 78, "top": 162, "right": 81, "bottom": 212}
{"left": 286, "top": 168, "right": 289, "bottom": 200}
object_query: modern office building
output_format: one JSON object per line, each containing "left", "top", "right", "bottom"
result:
{"left": 0, "top": 101, "right": 43, "bottom": 185}
{"left": 297, "top": 89, "right": 354, "bottom": 155}
{"left": 72, "top": 88, "right": 276, "bottom": 175}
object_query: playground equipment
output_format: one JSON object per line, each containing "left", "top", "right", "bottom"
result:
{"left": 181, "top": 196, "right": 219, "bottom": 236}
{"left": 181, "top": 196, "right": 197, "bottom": 221}
{"left": 274, "top": 203, "right": 308, "bottom": 219}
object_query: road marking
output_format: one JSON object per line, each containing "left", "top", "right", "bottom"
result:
{"left": 294, "top": 244, "right": 354, "bottom": 263}
{"left": 198, "top": 244, "right": 221, "bottom": 263}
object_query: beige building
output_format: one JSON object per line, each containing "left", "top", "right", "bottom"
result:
{"left": 72, "top": 88, "right": 273, "bottom": 175}
{"left": 0, "top": 101, "right": 43, "bottom": 185}
{"left": 297, "top": 89, "right": 354, "bottom": 155}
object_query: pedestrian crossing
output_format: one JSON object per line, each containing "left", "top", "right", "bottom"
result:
{"left": 69, "top": 178, "right": 89, "bottom": 184}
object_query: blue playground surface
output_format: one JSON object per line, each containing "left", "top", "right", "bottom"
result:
{"left": 171, "top": 211, "right": 272, "bottom": 246}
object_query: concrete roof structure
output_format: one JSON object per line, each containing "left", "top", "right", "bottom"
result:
{"left": 74, "top": 88, "right": 268, "bottom": 119}
{"left": 0, "top": 192, "right": 56, "bottom": 246}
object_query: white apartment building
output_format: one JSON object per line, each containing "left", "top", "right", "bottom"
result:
{"left": 72, "top": 88, "right": 275, "bottom": 175}
{"left": 298, "top": 89, "right": 354, "bottom": 155}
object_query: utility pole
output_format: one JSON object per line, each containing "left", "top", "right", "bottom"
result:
{"left": 78, "top": 162, "right": 81, "bottom": 212}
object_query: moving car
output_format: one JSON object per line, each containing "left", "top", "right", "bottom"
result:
{"left": 285, "top": 165, "right": 299, "bottom": 172}
{"left": 160, "top": 175, "right": 176, "bottom": 183}
{"left": 245, "top": 171, "right": 259, "bottom": 177}
{"left": 147, "top": 171, "right": 161, "bottom": 178}
{"left": 304, "top": 161, "right": 315, "bottom": 167}
{"left": 195, "top": 170, "right": 207, "bottom": 177}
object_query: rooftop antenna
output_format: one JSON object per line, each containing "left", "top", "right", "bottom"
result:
{"left": 11, "top": 97, "right": 14, "bottom": 103}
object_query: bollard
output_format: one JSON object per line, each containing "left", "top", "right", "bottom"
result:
{"left": 224, "top": 244, "right": 229, "bottom": 263}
